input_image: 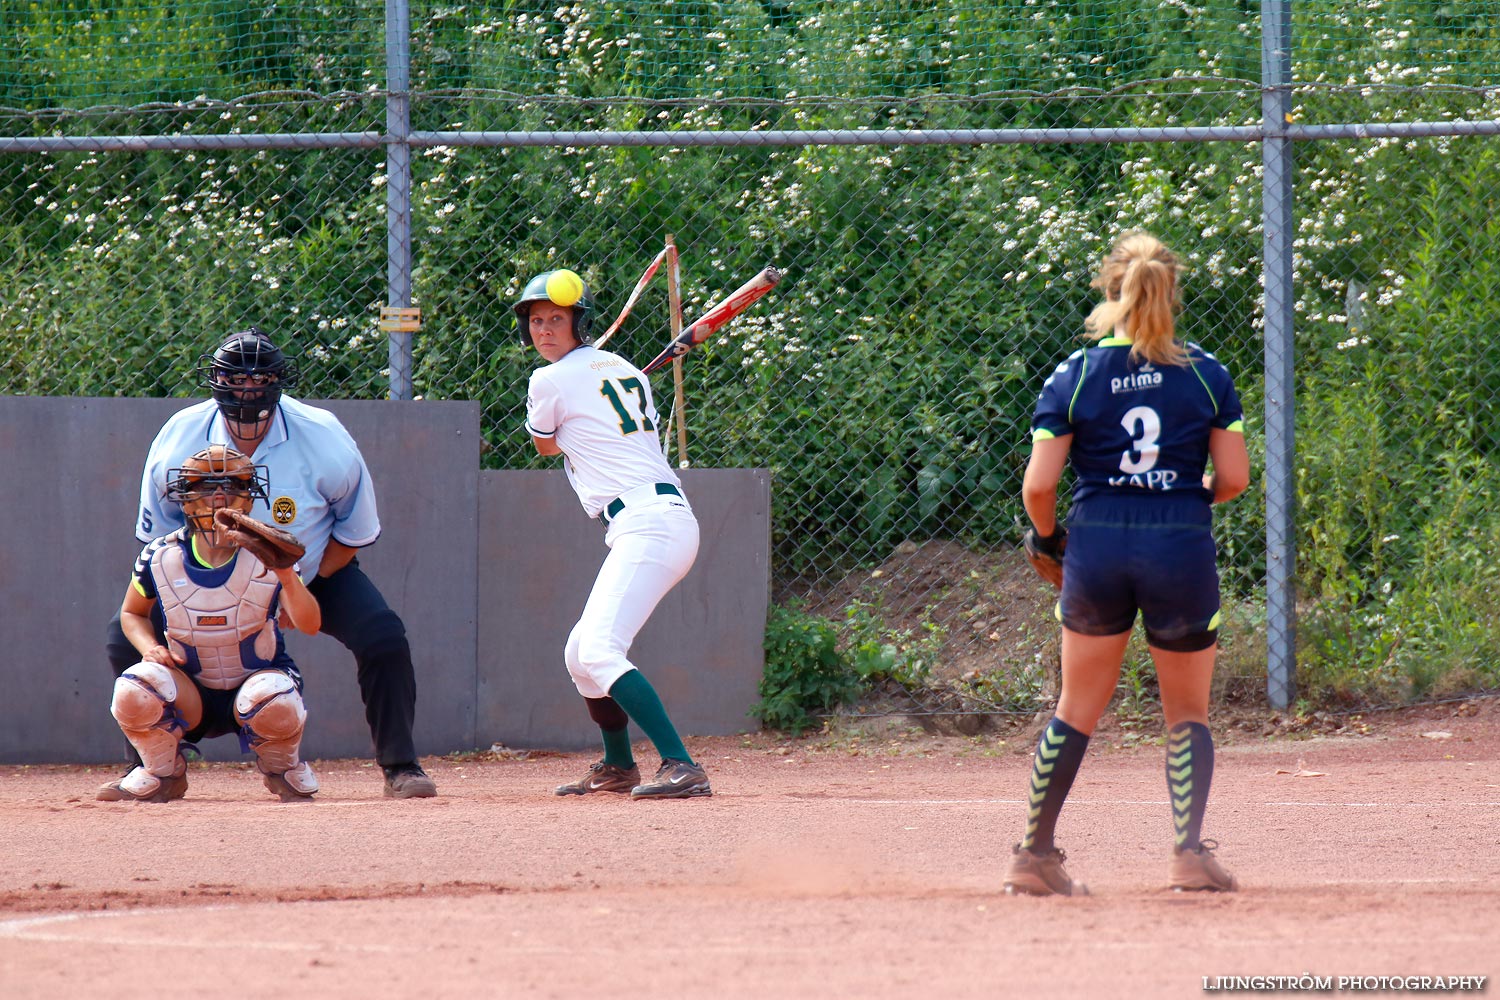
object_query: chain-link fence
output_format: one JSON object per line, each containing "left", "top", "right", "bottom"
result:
{"left": 7, "top": 1, "right": 1500, "bottom": 717}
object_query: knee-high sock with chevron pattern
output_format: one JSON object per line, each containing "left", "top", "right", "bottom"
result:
{"left": 1166, "top": 721, "right": 1215, "bottom": 851}
{"left": 1020, "top": 717, "right": 1090, "bottom": 853}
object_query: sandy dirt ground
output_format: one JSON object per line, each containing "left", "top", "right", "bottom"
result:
{"left": 2, "top": 700, "right": 1497, "bottom": 1000}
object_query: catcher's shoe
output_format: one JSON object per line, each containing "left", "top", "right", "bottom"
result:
{"left": 630, "top": 759, "right": 712, "bottom": 800}
{"left": 1170, "top": 839, "right": 1238, "bottom": 892}
{"left": 96, "top": 757, "right": 188, "bottom": 804}
{"left": 1003, "top": 844, "right": 1088, "bottom": 897}
{"left": 260, "top": 761, "right": 319, "bottom": 802}
{"left": 383, "top": 762, "right": 437, "bottom": 799}
{"left": 555, "top": 761, "right": 641, "bottom": 796}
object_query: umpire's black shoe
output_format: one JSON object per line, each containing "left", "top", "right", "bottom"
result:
{"left": 383, "top": 762, "right": 437, "bottom": 799}
{"left": 630, "top": 759, "right": 712, "bottom": 800}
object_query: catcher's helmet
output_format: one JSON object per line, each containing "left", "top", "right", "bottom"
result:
{"left": 197, "top": 327, "right": 299, "bottom": 427}
{"left": 513, "top": 270, "right": 595, "bottom": 347}
{"left": 165, "top": 445, "right": 270, "bottom": 534}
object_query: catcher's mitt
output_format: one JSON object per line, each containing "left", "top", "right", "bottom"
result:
{"left": 1023, "top": 525, "right": 1067, "bottom": 589}
{"left": 214, "top": 508, "right": 305, "bottom": 570}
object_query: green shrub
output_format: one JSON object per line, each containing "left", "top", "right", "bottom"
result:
{"left": 754, "top": 602, "right": 860, "bottom": 734}
{"left": 841, "top": 598, "right": 944, "bottom": 687}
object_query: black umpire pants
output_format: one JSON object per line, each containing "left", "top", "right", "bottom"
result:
{"left": 105, "top": 557, "right": 419, "bottom": 768}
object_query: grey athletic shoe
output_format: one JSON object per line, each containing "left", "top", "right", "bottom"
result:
{"left": 630, "top": 759, "right": 712, "bottom": 799}
{"left": 96, "top": 757, "right": 188, "bottom": 804}
{"left": 1004, "top": 844, "right": 1088, "bottom": 897}
{"left": 1170, "top": 839, "right": 1239, "bottom": 892}
{"left": 555, "top": 761, "right": 641, "bottom": 796}
{"left": 383, "top": 762, "right": 437, "bottom": 799}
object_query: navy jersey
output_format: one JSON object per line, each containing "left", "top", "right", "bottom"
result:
{"left": 1032, "top": 336, "right": 1244, "bottom": 504}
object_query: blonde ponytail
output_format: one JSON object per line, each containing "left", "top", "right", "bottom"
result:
{"left": 1084, "top": 232, "right": 1189, "bottom": 366}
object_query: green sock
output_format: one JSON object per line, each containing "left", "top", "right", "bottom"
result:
{"left": 600, "top": 727, "right": 635, "bottom": 770}
{"left": 607, "top": 669, "right": 692, "bottom": 764}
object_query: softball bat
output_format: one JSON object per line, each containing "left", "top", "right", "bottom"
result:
{"left": 640, "top": 266, "right": 782, "bottom": 375}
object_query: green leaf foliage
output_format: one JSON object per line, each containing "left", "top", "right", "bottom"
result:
{"left": 754, "top": 602, "right": 859, "bottom": 734}
{"left": 7, "top": 2, "right": 1500, "bottom": 709}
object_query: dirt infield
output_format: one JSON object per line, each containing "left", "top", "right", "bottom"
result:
{"left": 3, "top": 701, "right": 1497, "bottom": 1000}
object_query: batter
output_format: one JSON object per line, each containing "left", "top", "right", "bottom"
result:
{"left": 517, "top": 268, "right": 712, "bottom": 800}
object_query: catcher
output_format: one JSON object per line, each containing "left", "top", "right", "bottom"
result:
{"left": 98, "top": 445, "right": 322, "bottom": 803}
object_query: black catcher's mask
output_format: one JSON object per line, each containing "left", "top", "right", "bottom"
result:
{"left": 197, "top": 327, "right": 299, "bottom": 435}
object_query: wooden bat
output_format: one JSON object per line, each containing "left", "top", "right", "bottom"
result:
{"left": 640, "top": 266, "right": 782, "bottom": 375}
{"left": 592, "top": 245, "right": 670, "bottom": 350}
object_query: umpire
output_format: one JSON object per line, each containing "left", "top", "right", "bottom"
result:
{"left": 104, "top": 328, "right": 436, "bottom": 798}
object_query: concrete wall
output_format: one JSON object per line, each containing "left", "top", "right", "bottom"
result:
{"left": 0, "top": 397, "right": 768, "bottom": 764}
{"left": 477, "top": 468, "right": 771, "bottom": 750}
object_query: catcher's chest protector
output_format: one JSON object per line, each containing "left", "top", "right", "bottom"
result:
{"left": 150, "top": 545, "right": 279, "bottom": 690}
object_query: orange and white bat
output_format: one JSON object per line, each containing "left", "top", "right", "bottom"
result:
{"left": 640, "top": 266, "right": 782, "bottom": 375}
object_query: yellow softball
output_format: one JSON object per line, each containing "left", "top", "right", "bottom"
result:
{"left": 545, "top": 269, "right": 584, "bottom": 307}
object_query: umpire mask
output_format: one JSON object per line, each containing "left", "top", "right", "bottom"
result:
{"left": 197, "top": 328, "right": 300, "bottom": 437}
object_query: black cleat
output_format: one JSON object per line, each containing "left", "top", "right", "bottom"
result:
{"left": 555, "top": 761, "right": 641, "bottom": 796}
{"left": 383, "top": 762, "right": 437, "bottom": 799}
{"left": 630, "top": 759, "right": 712, "bottom": 800}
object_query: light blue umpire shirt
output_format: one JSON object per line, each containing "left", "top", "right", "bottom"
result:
{"left": 136, "top": 397, "right": 382, "bottom": 583}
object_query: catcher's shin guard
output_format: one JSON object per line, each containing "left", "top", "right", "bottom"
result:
{"left": 110, "top": 662, "right": 186, "bottom": 778}
{"left": 235, "top": 670, "right": 308, "bottom": 775}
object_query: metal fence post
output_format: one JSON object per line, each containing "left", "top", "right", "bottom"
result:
{"left": 384, "top": 0, "right": 414, "bottom": 401}
{"left": 1261, "top": 0, "right": 1296, "bottom": 710}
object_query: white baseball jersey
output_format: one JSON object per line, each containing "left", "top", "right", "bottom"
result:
{"left": 137, "top": 397, "right": 381, "bottom": 582}
{"left": 526, "top": 345, "right": 682, "bottom": 518}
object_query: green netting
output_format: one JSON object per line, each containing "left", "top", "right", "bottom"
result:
{"left": 1296, "top": 1, "right": 1500, "bottom": 87}
{"left": 6, "top": 2, "right": 1500, "bottom": 118}
{"left": 6, "top": 1, "right": 1500, "bottom": 711}
{"left": 408, "top": 1, "right": 1255, "bottom": 101}
{"left": 412, "top": 1, "right": 1500, "bottom": 105}
{"left": 0, "top": 1, "right": 385, "bottom": 110}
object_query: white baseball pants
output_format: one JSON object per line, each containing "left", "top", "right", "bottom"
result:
{"left": 564, "top": 499, "right": 699, "bottom": 698}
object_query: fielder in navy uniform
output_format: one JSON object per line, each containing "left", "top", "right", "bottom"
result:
{"left": 517, "top": 268, "right": 711, "bottom": 799}
{"left": 1003, "top": 232, "right": 1250, "bottom": 896}
{"left": 105, "top": 329, "right": 436, "bottom": 798}
{"left": 100, "top": 445, "right": 322, "bottom": 803}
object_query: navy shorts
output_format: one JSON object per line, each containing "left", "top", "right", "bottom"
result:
{"left": 182, "top": 656, "right": 302, "bottom": 744}
{"left": 1059, "top": 494, "right": 1222, "bottom": 651}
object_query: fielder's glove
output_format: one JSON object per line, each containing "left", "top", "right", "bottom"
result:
{"left": 1022, "top": 525, "right": 1067, "bottom": 589}
{"left": 214, "top": 508, "right": 306, "bottom": 570}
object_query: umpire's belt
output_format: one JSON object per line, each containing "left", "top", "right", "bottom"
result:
{"left": 600, "top": 482, "right": 682, "bottom": 523}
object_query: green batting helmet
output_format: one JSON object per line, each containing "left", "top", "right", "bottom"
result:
{"left": 513, "top": 269, "right": 595, "bottom": 346}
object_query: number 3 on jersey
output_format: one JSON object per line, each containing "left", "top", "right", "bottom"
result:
{"left": 1119, "top": 405, "right": 1161, "bottom": 474}
{"left": 599, "top": 377, "right": 656, "bottom": 435}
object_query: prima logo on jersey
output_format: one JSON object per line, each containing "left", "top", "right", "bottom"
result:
{"left": 1111, "top": 365, "right": 1161, "bottom": 394}
{"left": 272, "top": 497, "right": 297, "bottom": 524}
